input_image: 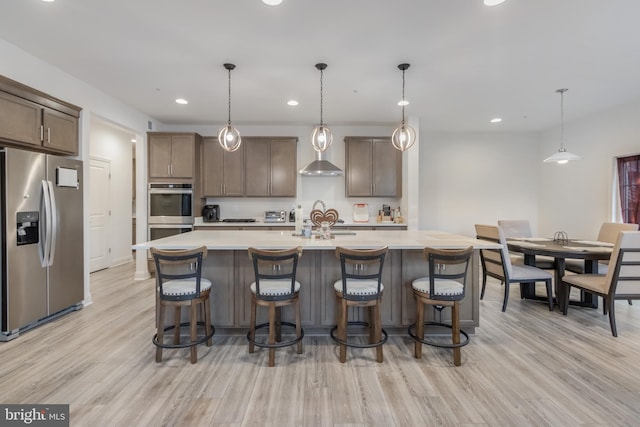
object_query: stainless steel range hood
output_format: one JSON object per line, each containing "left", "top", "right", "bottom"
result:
{"left": 299, "top": 150, "right": 343, "bottom": 176}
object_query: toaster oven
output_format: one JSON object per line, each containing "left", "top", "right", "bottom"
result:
{"left": 264, "top": 210, "right": 286, "bottom": 223}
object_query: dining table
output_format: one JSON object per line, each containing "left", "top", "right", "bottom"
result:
{"left": 506, "top": 237, "right": 614, "bottom": 311}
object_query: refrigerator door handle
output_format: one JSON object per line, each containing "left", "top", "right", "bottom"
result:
{"left": 40, "top": 180, "right": 52, "bottom": 267}
{"left": 47, "top": 180, "right": 58, "bottom": 266}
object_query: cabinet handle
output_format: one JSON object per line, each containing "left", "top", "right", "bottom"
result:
{"left": 167, "top": 165, "right": 171, "bottom": 176}
{"left": 170, "top": 164, "right": 174, "bottom": 176}
{"left": 47, "top": 128, "right": 51, "bottom": 143}
{"left": 40, "top": 125, "right": 44, "bottom": 141}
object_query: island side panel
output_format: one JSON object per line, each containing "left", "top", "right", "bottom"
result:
{"left": 201, "top": 250, "right": 235, "bottom": 327}
{"left": 319, "top": 250, "right": 338, "bottom": 326}
{"left": 382, "top": 250, "right": 403, "bottom": 325}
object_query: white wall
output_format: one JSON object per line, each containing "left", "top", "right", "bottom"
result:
{"left": 537, "top": 100, "right": 640, "bottom": 239}
{"left": 419, "top": 131, "right": 541, "bottom": 237}
{"left": 89, "top": 116, "right": 134, "bottom": 267}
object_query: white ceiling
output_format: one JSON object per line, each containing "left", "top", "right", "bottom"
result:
{"left": 2, "top": 0, "right": 640, "bottom": 132}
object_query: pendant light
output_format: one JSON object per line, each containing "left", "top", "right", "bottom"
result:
{"left": 218, "top": 63, "right": 242, "bottom": 152}
{"left": 311, "top": 63, "right": 333, "bottom": 152}
{"left": 391, "top": 63, "right": 416, "bottom": 151}
{"left": 544, "top": 88, "right": 581, "bottom": 164}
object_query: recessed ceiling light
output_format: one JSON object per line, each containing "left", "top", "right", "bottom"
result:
{"left": 41, "top": 0, "right": 55, "bottom": 2}
{"left": 175, "top": 98, "right": 188, "bottom": 105}
{"left": 397, "top": 100, "right": 409, "bottom": 106}
{"left": 262, "top": 0, "right": 283, "bottom": 5}
{"left": 490, "top": 117, "right": 503, "bottom": 123}
{"left": 287, "top": 100, "right": 299, "bottom": 106}
{"left": 484, "top": 0, "right": 506, "bottom": 6}
{"left": 131, "top": 138, "right": 137, "bottom": 143}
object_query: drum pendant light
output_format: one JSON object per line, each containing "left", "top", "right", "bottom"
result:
{"left": 218, "top": 63, "right": 242, "bottom": 152}
{"left": 543, "top": 88, "right": 581, "bottom": 164}
{"left": 311, "top": 63, "right": 333, "bottom": 152}
{"left": 391, "top": 63, "right": 416, "bottom": 151}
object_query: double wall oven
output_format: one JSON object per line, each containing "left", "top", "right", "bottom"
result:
{"left": 147, "top": 183, "right": 193, "bottom": 241}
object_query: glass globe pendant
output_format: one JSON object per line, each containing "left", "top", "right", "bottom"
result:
{"left": 391, "top": 123, "right": 416, "bottom": 151}
{"left": 311, "top": 63, "right": 333, "bottom": 152}
{"left": 391, "top": 63, "right": 416, "bottom": 151}
{"left": 218, "top": 63, "right": 242, "bottom": 152}
{"left": 218, "top": 125, "right": 241, "bottom": 152}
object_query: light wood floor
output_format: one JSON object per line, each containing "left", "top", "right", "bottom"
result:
{"left": 1, "top": 262, "right": 640, "bottom": 426}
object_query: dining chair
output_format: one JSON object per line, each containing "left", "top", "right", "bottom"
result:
{"left": 150, "top": 246, "right": 214, "bottom": 364}
{"left": 247, "top": 246, "right": 304, "bottom": 367}
{"left": 498, "top": 219, "right": 555, "bottom": 269}
{"left": 561, "top": 231, "right": 640, "bottom": 336}
{"left": 565, "top": 222, "right": 638, "bottom": 275}
{"left": 497, "top": 219, "right": 533, "bottom": 238}
{"left": 475, "top": 224, "right": 554, "bottom": 312}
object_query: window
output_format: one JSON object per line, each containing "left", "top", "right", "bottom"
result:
{"left": 617, "top": 155, "right": 640, "bottom": 225}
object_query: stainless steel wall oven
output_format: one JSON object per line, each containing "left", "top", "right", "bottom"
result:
{"left": 147, "top": 183, "right": 193, "bottom": 224}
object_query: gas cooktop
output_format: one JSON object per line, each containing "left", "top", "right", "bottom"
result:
{"left": 222, "top": 218, "right": 257, "bottom": 223}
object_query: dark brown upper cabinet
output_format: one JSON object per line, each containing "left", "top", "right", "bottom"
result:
{"left": 0, "top": 75, "right": 80, "bottom": 155}
{"left": 148, "top": 132, "right": 200, "bottom": 181}
{"left": 244, "top": 137, "right": 298, "bottom": 197}
{"left": 201, "top": 136, "right": 245, "bottom": 197}
{"left": 344, "top": 137, "right": 402, "bottom": 197}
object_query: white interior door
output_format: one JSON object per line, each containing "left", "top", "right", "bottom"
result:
{"left": 89, "top": 157, "right": 111, "bottom": 272}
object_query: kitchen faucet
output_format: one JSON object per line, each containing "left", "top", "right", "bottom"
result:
{"left": 312, "top": 200, "right": 326, "bottom": 212}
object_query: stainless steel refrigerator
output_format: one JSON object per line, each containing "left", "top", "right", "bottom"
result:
{"left": 1, "top": 147, "right": 84, "bottom": 340}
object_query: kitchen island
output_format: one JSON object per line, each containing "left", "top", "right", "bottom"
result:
{"left": 135, "top": 229, "right": 499, "bottom": 334}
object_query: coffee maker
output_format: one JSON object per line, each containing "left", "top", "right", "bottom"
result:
{"left": 202, "top": 204, "right": 220, "bottom": 222}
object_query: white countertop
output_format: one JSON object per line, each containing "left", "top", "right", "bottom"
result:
{"left": 193, "top": 217, "right": 404, "bottom": 228}
{"left": 133, "top": 229, "right": 499, "bottom": 251}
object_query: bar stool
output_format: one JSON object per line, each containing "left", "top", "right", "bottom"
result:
{"left": 408, "top": 246, "right": 473, "bottom": 366}
{"left": 150, "top": 246, "right": 214, "bottom": 364}
{"left": 247, "top": 246, "right": 304, "bottom": 367}
{"left": 330, "top": 246, "right": 388, "bottom": 363}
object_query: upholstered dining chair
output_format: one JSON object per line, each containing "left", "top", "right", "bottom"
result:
{"left": 408, "top": 246, "right": 473, "bottom": 366}
{"left": 475, "top": 224, "right": 554, "bottom": 312}
{"left": 561, "top": 231, "right": 640, "bottom": 336}
{"left": 330, "top": 246, "right": 388, "bottom": 363}
{"left": 498, "top": 219, "right": 555, "bottom": 269}
{"left": 247, "top": 246, "right": 304, "bottom": 367}
{"left": 150, "top": 246, "right": 214, "bottom": 364}
{"left": 565, "top": 222, "right": 639, "bottom": 274}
